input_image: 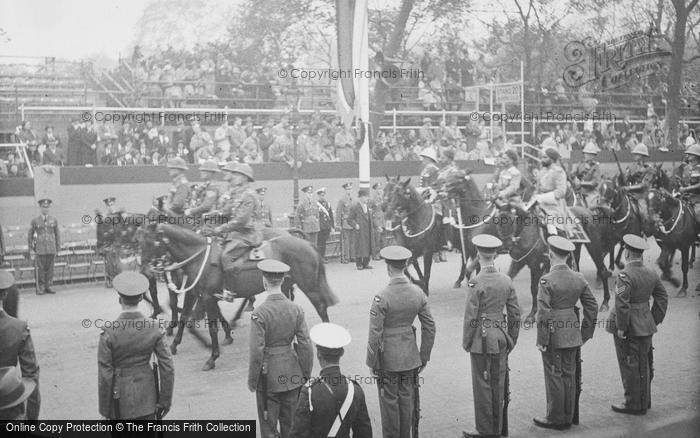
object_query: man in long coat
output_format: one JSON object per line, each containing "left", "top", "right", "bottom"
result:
{"left": 346, "top": 189, "right": 373, "bottom": 270}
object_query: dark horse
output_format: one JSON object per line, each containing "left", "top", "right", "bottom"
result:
{"left": 383, "top": 177, "right": 443, "bottom": 294}
{"left": 138, "top": 223, "right": 338, "bottom": 370}
{"left": 647, "top": 188, "right": 698, "bottom": 297}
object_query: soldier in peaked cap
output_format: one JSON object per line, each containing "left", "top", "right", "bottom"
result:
{"left": 98, "top": 272, "right": 174, "bottom": 420}
{"left": 534, "top": 236, "right": 598, "bottom": 430}
{"left": 185, "top": 159, "right": 221, "bottom": 221}
{"left": 249, "top": 259, "right": 313, "bottom": 438}
{"left": 336, "top": 182, "right": 356, "bottom": 263}
{"left": 290, "top": 323, "right": 372, "bottom": 438}
{"left": 606, "top": 234, "right": 667, "bottom": 416}
{"left": 28, "top": 198, "right": 60, "bottom": 295}
{"left": 164, "top": 157, "right": 191, "bottom": 219}
{"left": 296, "top": 185, "right": 320, "bottom": 246}
{"left": 0, "top": 271, "right": 40, "bottom": 420}
{"left": 253, "top": 187, "right": 273, "bottom": 228}
{"left": 316, "top": 187, "right": 334, "bottom": 263}
{"left": 367, "top": 245, "right": 435, "bottom": 438}
{"left": 462, "top": 234, "right": 520, "bottom": 438}
{"left": 97, "top": 196, "right": 123, "bottom": 288}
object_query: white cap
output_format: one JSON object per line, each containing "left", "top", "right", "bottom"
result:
{"left": 310, "top": 323, "right": 352, "bottom": 349}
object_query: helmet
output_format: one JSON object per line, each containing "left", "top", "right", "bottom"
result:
{"left": 419, "top": 147, "right": 437, "bottom": 162}
{"left": 166, "top": 157, "right": 188, "bottom": 170}
{"left": 631, "top": 143, "right": 649, "bottom": 157}
{"left": 222, "top": 162, "right": 254, "bottom": 181}
{"left": 582, "top": 142, "right": 599, "bottom": 155}
{"left": 199, "top": 160, "right": 221, "bottom": 173}
{"left": 685, "top": 144, "right": 700, "bottom": 157}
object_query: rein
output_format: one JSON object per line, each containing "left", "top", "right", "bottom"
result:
{"left": 163, "top": 237, "right": 213, "bottom": 294}
{"left": 450, "top": 205, "right": 497, "bottom": 230}
{"left": 510, "top": 225, "right": 545, "bottom": 263}
{"left": 611, "top": 194, "right": 631, "bottom": 225}
{"left": 401, "top": 205, "right": 436, "bottom": 238}
{"left": 658, "top": 197, "right": 684, "bottom": 235}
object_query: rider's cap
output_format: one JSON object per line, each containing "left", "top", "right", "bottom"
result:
{"left": 301, "top": 185, "right": 314, "bottom": 193}
{"left": 582, "top": 142, "right": 599, "bottom": 155}
{"left": 342, "top": 182, "right": 353, "bottom": 190}
{"left": 504, "top": 149, "right": 518, "bottom": 164}
{"left": 419, "top": 147, "right": 437, "bottom": 162}
{"left": 622, "top": 234, "right": 648, "bottom": 252}
{"left": 371, "top": 182, "right": 381, "bottom": 190}
{"left": 472, "top": 234, "right": 502, "bottom": 250}
{"left": 199, "top": 159, "right": 221, "bottom": 173}
{"left": 631, "top": 143, "right": 649, "bottom": 157}
{"left": 316, "top": 187, "right": 326, "bottom": 194}
{"left": 543, "top": 147, "right": 560, "bottom": 161}
{"left": 166, "top": 157, "right": 189, "bottom": 170}
{"left": 113, "top": 271, "right": 149, "bottom": 297}
{"left": 256, "top": 187, "right": 267, "bottom": 194}
{"left": 310, "top": 323, "right": 351, "bottom": 349}
{"left": 547, "top": 235, "right": 575, "bottom": 252}
{"left": 38, "top": 199, "right": 52, "bottom": 207}
{"left": 0, "top": 270, "right": 15, "bottom": 289}
{"left": 257, "top": 259, "right": 290, "bottom": 274}
{"left": 380, "top": 245, "right": 412, "bottom": 262}
{"left": 103, "top": 197, "right": 116, "bottom": 205}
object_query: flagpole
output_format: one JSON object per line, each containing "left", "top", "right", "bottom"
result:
{"left": 356, "top": 0, "right": 371, "bottom": 190}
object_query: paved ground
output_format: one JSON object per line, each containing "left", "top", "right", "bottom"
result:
{"left": 15, "top": 243, "right": 700, "bottom": 437}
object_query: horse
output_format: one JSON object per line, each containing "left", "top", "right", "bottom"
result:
{"left": 138, "top": 222, "right": 338, "bottom": 370}
{"left": 597, "top": 178, "right": 652, "bottom": 271}
{"left": 383, "top": 177, "right": 443, "bottom": 294}
{"left": 444, "top": 170, "right": 549, "bottom": 323}
{"left": 647, "top": 188, "right": 698, "bottom": 297}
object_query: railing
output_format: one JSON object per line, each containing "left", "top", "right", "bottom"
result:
{"left": 0, "top": 143, "right": 33, "bottom": 178}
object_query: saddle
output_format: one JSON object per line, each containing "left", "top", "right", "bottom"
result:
{"left": 217, "top": 230, "right": 268, "bottom": 298}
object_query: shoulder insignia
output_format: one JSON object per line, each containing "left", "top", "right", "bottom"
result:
{"left": 468, "top": 282, "right": 476, "bottom": 288}
{"left": 540, "top": 279, "right": 547, "bottom": 284}
{"left": 99, "top": 328, "right": 105, "bottom": 335}
{"left": 373, "top": 296, "right": 381, "bottom": 303}
{"left": 251, "top": 314, "right": 259, "bottom": 321}
{"left": 618, "top": 272, "right": 629, "bottom": 279}
{"left": 370, "top": 310, "right": 377, "bottom": 317}
{"left": 304, "top": 377, "right": 319, "bottom": 388}
{"left": 615, "top": 284, "right": 627, "bottom": 295}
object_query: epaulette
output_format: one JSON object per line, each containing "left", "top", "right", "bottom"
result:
{"left": 467, "top": 280, "right": 477, "bottom": 288}
{"left": 373, "top": 295, "right": 382, "bottom": 303}
{"left": 251, "top": 313, "right": 259, "bottom": 321}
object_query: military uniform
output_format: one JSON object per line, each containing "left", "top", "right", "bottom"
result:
{"left": 253, "top": 188, "right": 273, "bottom": 229}
{"left": 536, "top": 254, "right": 598, "bottom": 427}
{"left": 533, "top": 163, "right": 568, "bottom": 234}
{"left": 336, "top": 192, "right": 356, "bottom": 263}
{"left": 28, "top": 200, "right": 60, "bottom": 294}
{"left": 296, "top": 188, "right": 320, "bottom": 246}
{"left": 367, "top": 246, "right": 436, "bottom": 438}
{"left": 678, "top": 161, "right": 700, "bottom": 220}
{"left": 0, "top": 280, "right": 40, "bottom": 420}
{"left": 369, "top": 188, "right": 385, "bottom": 258}
{"left": 606, "top": 235, "right": 668, "bottom": 414}
{"left": 572, "top": 160, "right": 601, "bottom": 207}
{"left": 97, "top": 197, "right": 123, "bottom": 287}
{"left": 497, "top": 165, "right": 522, "bottom": 203}
{"left": 462, "top": 236, "right": 520, "bottom": 437}
{"left": 218, "top": 184, "right": 259, "bottom": 267}
{"left": 189, "top": 180, "right": 220, "bottom": 218}
{"left": 98, "top": 272, "right": 174, "bottom": 420}
{"left": 249, "top": 260, "right": 314, "bottom": 438}
{"left": 166, "top": 173, "right": 191, "bottom": 218}
{"left": 316, "top": 190, "right": 334, "bottom": 260}
{"left": 290, "top": 323, "right": 372, "bottom": 438}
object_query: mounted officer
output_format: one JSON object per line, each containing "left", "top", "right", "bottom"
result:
{"left": 214, "top": 162, "right": 259, "bottom": 279}
{"left": 528, "top": 148, "right": 568, "bottom": 236}
{"left": 98, "top": 272, "right": 174, "bottom": 420}
{"left": 491, "top": 149, "right": 522, "bottom": 205}
{"left": 572, "top": 142, "right": 602, "bottom": 208}
{"left": 249, "top": 259, "right": 313, "bottom": 438}
{"left": 606, "top": 234, "right": 668, "bottom": 416}
{"left": 418, "top": 147, "right": 440, "bottom": 202}
{"left": 289, "top": 323, "right": 372, "bottom": 438}
{"left": 677, "top": 144, "right": 700, "bottom": 223}
{"left": 622, "top": 143, "right": 655, "bottom": 221}
{"left": 164, "top": 157, "right": 191, "bottom": 221}
{"left": 367, "top": 245, "right": 436, "bottom": 438}
{"left": 185, "top": 159, "right": 221, "bottom": 228}
{"left": 534, "top": 236, "right": 598, "bottom": 430}
{"left": 462, "top": 234, "right": 520, "bottom": 438}
{"left": 434, "top": 148, "right": 461, "bottom": 253}
{"left": 0, "top": 271, "right": 40, "bottom": 420}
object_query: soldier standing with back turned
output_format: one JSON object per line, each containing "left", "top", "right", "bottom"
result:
{"left": 28, "top": 199, "right": 60, "bottom": 295}
{"left": 249, "top": 259, "right": 314, "bottom": 438}
{"left": 367, "top": 245, "right": 436, "bottom": 438}
{"left": 98, "top": 271, "right": 174, "bottom": 420}
{"left": 607, "top": 234, "right": 668, "bottom": 416}
{"left": 462, "top": 234, "right": 520, "bottom": 438}
{"left": 534, "top": 236, "right": 598, "bottom": 430}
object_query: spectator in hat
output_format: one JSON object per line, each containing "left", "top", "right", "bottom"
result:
{"left": 0, "top": 270, "right": 40, "bottom": 420}
{"left": 346, "top": 189, "right": 373, "bottom": 270}
{"left": 419, "top": 117, "right": 436, "bottom": 144}
{"left": 319, "top": 141, "right": 338, "bottom": 162}
{"left": 28, "top": 199, "right": 60, "bottom": 295}
{"left": 315, "top": 188, "right": 334, "bottom": 263}
{"left": 295, "top": 185, "right": 320, "bottom": 246}
{"left": 98, "top": 272, "right": 174, "bottom": 420}
{"left": 241, "top": 130, "right": 262, "bottom": 163}
{"left": 290, "top": 323, "right": 372, "bottom": 437}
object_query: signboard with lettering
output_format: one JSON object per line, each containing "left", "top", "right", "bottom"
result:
{"left": 495, "top": 85, "right": 521, "bottom": 103}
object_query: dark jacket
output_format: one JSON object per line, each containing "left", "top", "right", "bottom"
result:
{"left": 98, "top": 311, "right": 174, "bottom": 419}
{"left": 28, "top": 215, "right": 60, "bottom": 255}
{"left": 0, "top": 310, "right": 40, "bottom": 420}
{"left": 536, "top": 264, "right": 598, "bottom": 348}
{"left": 346, "top": 201, "right": 372, "bottom": 258}
{"left": 606, "top": 260, "right": 668, "bottom": 336}
{"left": 289, "top": 365, "right": 372, "bottom": 438}
{"left": 317, "top": 199, "right": 334, "bottom": 231}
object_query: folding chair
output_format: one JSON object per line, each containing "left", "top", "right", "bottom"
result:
{"left": 67, "top": 245, "right": 93, "bottom": 283}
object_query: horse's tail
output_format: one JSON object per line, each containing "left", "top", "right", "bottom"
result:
{"left": 316, "top": 251, "right": 339, "bottom": 307}
{"left": 2, "top": 285, "right": 20, "bottom": 318}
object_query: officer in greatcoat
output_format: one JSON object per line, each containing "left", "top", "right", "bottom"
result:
{"left": 347, "top": 189, "right": 374, "bottom": 270}
{"left": 0, "top": 271, "right": 40, "bottom": 420}
{"left": 98, "top": 272, "right": 174, "bottom": 420}
{"left": 27, "top": 199, "right": 60, "bottom": 295}
{"left": 249, "top": 259, "right": 314, "bottom": 438}
{"left": 606, "top": 234, "right": 668, "bottom": 415}
{"left": 289, "top": 323, "right": 372, "bottom": 438}
{"left": 367, "top": 245, "right": 436, "bottom": 438}
{"left": 534, "top": 236, "right": 598, "bottom": 430}
{"left": 462, "top": 234, "right": 520, "bottom": 438}
{"left": 295, "top": 185, "right": 320, "bottom": 246}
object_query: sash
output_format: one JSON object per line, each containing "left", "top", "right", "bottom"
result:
{"left": 317, "top": 202, "right": 330, "bottom": 219}
{"left": 328, "top": 380, "right": 355, "bottom": 437}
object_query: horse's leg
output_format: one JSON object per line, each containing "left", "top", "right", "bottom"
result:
{"left": 166, "top": 288, "right": 178, "bottom": 336}
{"left": 525, "top": 261, "right": 541, "bottom": 324}
{"left": 202, "top": 297, "right": 221, "bottom": 371}
{"left": 171, "top": 290, "right": 196, "bottom": 355}
{"left": 677, "top": 246, "right": 689, "bottom": 298}
{"left": 659, "top": 247, "right": 680, "bottom": 287}
{"left": 422, "top": 250, "right": 433, "bottom": 295}
{"left": 690, "top": 244, "right": 696, "bottom": 269}
{"left": 615, "top": 243, "right": 626, "bottom": 270}
{"left": 454, "top": 259, "right": 466, "bottom": 288}
{"left": 218, "top": 297, "right": 234, "bottom": 345}
{"left": 229, "top": 297, "right": 250, "bottom": 329}
{"left": 148, "top": 275, "right": 160, "bottom": 319}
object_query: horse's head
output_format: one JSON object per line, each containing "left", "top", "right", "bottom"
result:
{"left": 598, "top": 178, "right": 621, "bottom": 207}
{"left": 137, "top": 221, "right": 171, "bottom": 267}
{"left": 382, "top": 175, "right": 400, "bottom": 220}
{"left": 494, "top": 205, "right": 528, "bottom": 251}
{"left": 647, "top": 188, "right": 675, "bottom": 223}
{"left": 650, "top": 164, "right": 672, "bottom": 191}
{"left": 389, "top": 177, "right": 422, "bottom": 218}
{"left": 445, "top": 169, "right": 484, "bottom": 209}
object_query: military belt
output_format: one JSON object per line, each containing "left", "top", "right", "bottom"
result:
{"left": 383, "top": 326, "right": 414, "bottom": 335}
{"left": 266, "top": 345, "right": 293, "bottom": 354}
{"left": 550, "top": 307, "right": 576, "bottom": 317}
{"left": 629, "top": 302, "right": 650, "bottom": 310}
{"left": 114, "top": 364, "right": 151, "bottom": 376}
{"left": 479, "top": 312, "right": 505, "bottom": 322}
